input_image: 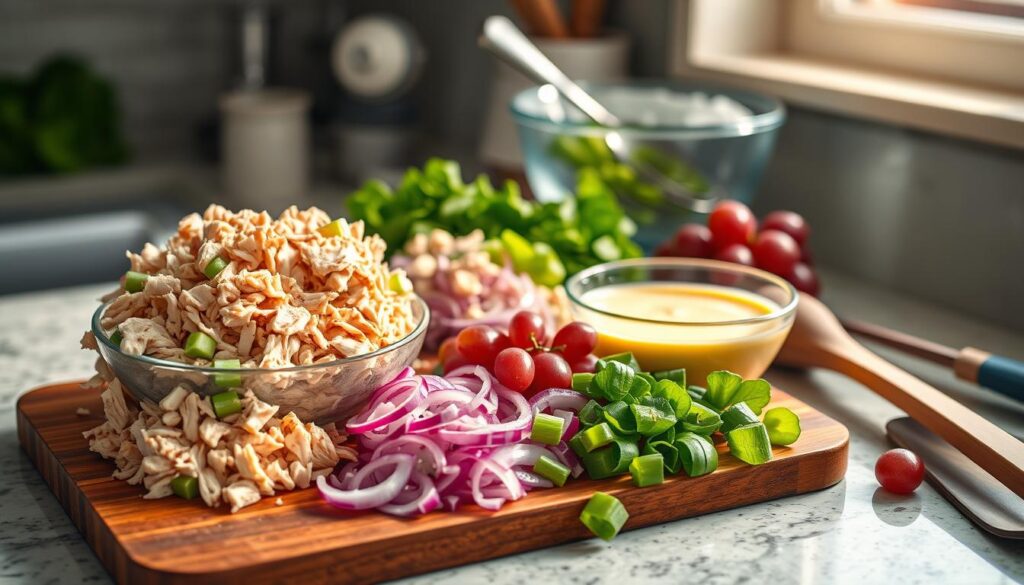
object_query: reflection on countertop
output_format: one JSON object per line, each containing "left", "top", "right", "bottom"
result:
{"left": 0, "top": 269, "right": 1022, "bottom": 584}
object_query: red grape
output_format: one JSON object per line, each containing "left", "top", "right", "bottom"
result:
{"left": 752, "top": 230, "right": 800, "bottom": 276}
{"left": 801, "top": 246, "right": 814, "bottom": 266}
{"left": 875, "top": 449, "right": 925, "bottom": 494}
{"left": 569, "top": 353, "right": 598, "bottom": 373}
{"left": 673, "top": 224, "right": 714, "bottom": 258}
{"left": 529, "top": 352, "right": 572, "bottom": 395}
{"left": 654, "top": 242, "right": 675, "bottom": 257}
{"left": 761, "top": 210, "right": 810, "bottom": 247}
{"left": 493, "top": 347, "right": 535, "bottom": 392}
{"left": 443, "top": 350, "right": 471, "bottom": 374}
{"left": 552, "top": 322, "right": 597, "bottom": 361}
{"left": 713, "top": 243, "right": 754, "bottom": 266}
{"left": 788, "top": 262, "right": 820, "bottom": 296}
{"left": 456, "top": 325, "right": 505, "bottom": 366}
{"left": 438, "top": 337, "right": 458, "bottom": 364}
{"left": 509, "top": 311, "right": 546, "bottom": 349}
{"left": 708, "top": 200, "right": 757, "bottom": 250}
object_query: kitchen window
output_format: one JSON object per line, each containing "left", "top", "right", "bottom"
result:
{"left": 672, "top": 0, "right": 1024, "bottom": 148}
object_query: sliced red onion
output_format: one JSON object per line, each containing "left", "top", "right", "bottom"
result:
{"left": 371, "top": 435, "right": 447, "bottom": 476}
{"left": 317, "top": 454, "right": 415, "bottom": 510}
{"left": 528, "top": 388, "right": 589, "bottom": 414}
{"left": 470, "top": 458, "right": 524, "bottom": 510}
{"left": 378, "top": 472, "right": 442, "bottom": 517}
{"left": 346, "top": 377, "right": 425, "bottom": 434}
{"left": 514, "top": 469, "right": 554, "bottom": 489}
{"left": 552, "top": 409, "right": 580, "bottom": 441}
{"left": 551, "top": 441, "right": 584, "bottom": 478}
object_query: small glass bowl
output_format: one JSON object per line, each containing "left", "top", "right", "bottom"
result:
{"left": 91, "top": 296, "right": 429, "bottom": 424}
{"left": 565, "top": 258, "right": 797, "bottom": 385}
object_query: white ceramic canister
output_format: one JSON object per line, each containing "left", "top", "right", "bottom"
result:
{"left": 220, "top": 88, "right": 311, "bottom": 213}
{"left": 479, "top": 32, "right": 629, "bottom": 171}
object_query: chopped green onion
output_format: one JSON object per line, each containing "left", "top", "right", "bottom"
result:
{"left": 184, "top": 331, "right": 217, "bottom": 359}
{"left": 530, "top": 412, "right": 565, "bottom": 445}
{"left": 318, "top": 219, "right": 346, "bottom": 237}
{"left": 171, "top": 475, "right": 198, "bottom": 500}
{"left": 726, "top": 423, "right": 773, "bottom": 465}
{"left": 630, "top": 400, "right": 676, "bottom": 436}
{"left": 643, "top": 440, "right": 681, "bottom": 474}
{"left": 211, "top": 390, "right": 242, "bottom": 419}
{"left": 653, "top": 368, "right": 686, "bottom": 387}
{"left": 569, "top": 433, "right": 589, "bottom": 458}
{"left": 582, "top": 438, "right": 638, "bottom": 479}
{"left": 593, "top": 361, "right": 635, "bottom": 402}
{"left": 763, "top": 407, "right": 802, "bottom": 446}
{"left": 597, "top": 352, "right": 640, "bottom": 372}
{"left": 675, "top": 432, "right": 718, "bottom": 477}
{"left": 578, "top": 399, "right": 604, "bottom": 427}
{"left": 630, "top": 453, "right": 665, "bottom": 487}
{"left": 679, "top": 402, "right": 722, "bottom": 435}
{"left": 580, "top": 492, "right": 629, "bottom": 541}
{"left": 109, "top": 329, "right": 123, "bottom": 346}
{"left": 124, "top": 271, "right": 148, "bottom": 293}
{"left": 579, "top": 422, "right": 615, "bottom": 452}
{"left": 704, "top": 370, "right": 772, "bottom": 414}
{"left": 720, "top": 402, "right": 759, "bottom": 434}
{"left": 533, "top": 455, "right": 570, "bottom": 487}
{"left": 572, "top": 372, "right": 595, "bottom": 393}
{"left": 687, "top": 385, "right": 708, "bottom": 402}
{"left": 651, "top": 379, "right": 691, "bottom": 419}
{"left": 602, "top": 401, "right": 637, "bottom": 436}
{"left": 213, "top": 358, "right": 242, "bottom": 388}
{"left": 203, "top": 257, "right": 228, "bottom": 279}
{"left": 625, "top": 375, "right": 651, "bottom": 403}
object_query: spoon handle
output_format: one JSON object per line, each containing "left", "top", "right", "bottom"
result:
{"left": 478, "top": 15, "right": 620, "bottom": 126}
{"left": 823, "top": 341, "right": 1024, "bottom": 499}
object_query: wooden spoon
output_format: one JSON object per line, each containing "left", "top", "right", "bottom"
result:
{"left": 776, "top": 292, "right": 1024, "bottom": 499}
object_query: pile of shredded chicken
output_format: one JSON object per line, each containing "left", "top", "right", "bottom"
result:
{"left": 100, "top": 205, "right": 416, "bottom": 368}
{"left": 82, "top": 374, "right": 356, "bottom": 513}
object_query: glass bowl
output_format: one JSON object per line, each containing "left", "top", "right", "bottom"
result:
{"left": 511, "top": 80, "right": 785, "bottom": 250}
{"left": 91, "top": 296, "right": 429, "bottom": 424}
{"left": 565, "top": 258, "right": 797, "bottom": 386}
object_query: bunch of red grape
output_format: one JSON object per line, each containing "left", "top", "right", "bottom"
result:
{"left": 656, "top": 200, "right": 820, "bottom": 296}
{"left": 439, "top": 311, "right": 598, "bottom": 395}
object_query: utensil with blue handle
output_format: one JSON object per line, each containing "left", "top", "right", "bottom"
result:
{"left": 843, "top": 318, "right": 1024, "bottom": 403}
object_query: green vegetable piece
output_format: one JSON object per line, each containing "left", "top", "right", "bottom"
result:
{"left": 720, "top": 402, "right": 760, "bottom": 434}
{"left": 528, "top": 242, "right": 567, "bottom": 287}
{"left": 675, "top": 432, "right": 718, "bottom": 477}
{"left": 108, "top": 329, "right": 122, "bottom": 346}
{"left": 184, "top": 331, "right": 216, "bottom": 359}
{"left": 499, "top": 229, "right": 535, "bottom": 274}
{"left": 213, "top": 358, "right": 242, "bottom": 388}
{"left": 579, "top": 422, "right": 615, "bottom": 452}
{"left": 211, "top": 391, "right": 242, "bottom": 419}
{"left": 569, "top": 433, "right": 589, "bottom": 458}
{"left": 602, "top": 401, "right": 637, "bottom": 436}
{"left": 726, "top": 423, "right": 774, "bottom": 465}
{"left": 572, "top": 373, "right": 595, "bottom": 394}
{"left": 644, "top": 440, "right": 681, "bottom": 474}
{"left": 597, "top": 352, "right": 640, "bottom": 372}
{"left": 533, "top": 455, "right": 570, "bottom": 487}
{"left": 124, "top": 270, "right": 148, "bottom": 293}
{"left": 592, "top": 235, "right": 622, "bottom": 261}
{"left": 651, "top": 379, "right": 692, "bottom": 419}
{"left": 687, "top": 385, "right": 707, "bottom": 401}
{"left": 582, "top": 439, "right": 639, "bottom": 480}
{"left": 317, "top": 219, "right": 346, "bottom": 237}
{"left": 630, "top": 453, "right": 665, "bottom": 487}
{"left": 171, "top": 475, "right": 198, "bottom": 500}
{"left": 203, "top": 257, "right": 227, "bottom": 279}
{"left": 578, "top": 400, "right": 604, "bottom": 427}
{"left": 624, "top": 375, "right": 651, "bottom": 404}
{"left": 388, "top": 271, "right": 413, "bottom": 293}
{"left": 653, "top": 368, "right": 686, "bottom": 387}
{"left": 705, "top": 370, "right": 772, "bottom": 414}
{"left": 763, "top": 407, "right": 802, "bottom": 446}
{"left": 593, "top": 361, "right": 635, "bottom": 402}
{"left": 580, "top": 492, "right": 629, "bottom": 541}
{"left": 530, "top": 412, "right": 565, "bottom": 445}
{"left": 680, "top": 402, "right": 722, "bottom": 435}
{"left": 631, "top": 400, "right": 677, "bottom": 437}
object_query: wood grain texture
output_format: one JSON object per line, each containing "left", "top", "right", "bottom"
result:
{"left": 18, "top": 382, "right": 849, "bottom": 585}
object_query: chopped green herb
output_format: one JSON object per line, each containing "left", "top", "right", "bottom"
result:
{"left": 650, "top": 379, "right": 691, "bottom": 419}
{"left": 643, "top": 440, "right": 681, "bottom": 474}
{"left": 530, "top": 412, "right": 565, "bottom": 445}
{"left": 705, "top": 370, "right": 772, "bottom": 414}
{"left": 720, "top": 402, "right": 760, "bottom": 434}
{"left": 629, "top": 453, "right": 665, "bottom": 487}
{"left": 577, "top": 400, "right": 604, "bottom": 427}
{"left": 676, "top": 432, "right": 718, "bottom": 477}
{"left": 533, "top": 455, "right": 570, "bottom": 487}
{"left": 763, "top": 407, "right": 802, "bottom": 446}
{"left": 593, "top": 361, "right": 635, "bottom": 402}
{"left": 211, "top": 390, "right": 242, "bottom": 419}
{"left": 108, "top": 329, "right": 122, "bottom": 346}
{"left": 630, "top": 398, "right": 676, "bottom": 436}
{"left": 679, "top": 402, "right": 722, "bottom": 435}
{"left": 171, "top": 475, "right": 198, "bottom": 500}
{"left": 602, "top": 401, "right": 637, "bottom": 436}
{"left": 579, "top": 422, "right": 615, "bottom": 452}
{"left": 580, "top": 492, "right": 629, "bottom": 541}
{"left": 582, "top": 439, "right": 639, "bottom": 479}
{"left": 726, "top": 423, "right": 773, "bottom": 465}
{"left": 597, "top": 352, "right": 640, "bottom": 372}
{"left": 213, "top": 358, "right": 242, "bottom": 388}
{"left": 203, "top": 257, "right": 228, "bottom": 279}
{"left": 124, "top": 270, "right": 148, "bottom": 293}
{"left": 653, "top": 368, "right": 686, "bottom": 387}
{"left": 184, "top": 331, "right": 216, "bottom": 359}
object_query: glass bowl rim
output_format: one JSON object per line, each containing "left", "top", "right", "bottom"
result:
{"left": 90, "top": 294, "right": 430, "bottom": 374}
{"left": 565, "top": 257, "right": 798, "bottom": 327}
{"left": 509, "top": 79, "right": 786, "bottom": 138}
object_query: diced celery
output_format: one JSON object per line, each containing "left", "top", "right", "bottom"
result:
{"left": 580, "top": 492, "right": 629, "bottom": 541}
{"left": 213, "top": 358, "right": 242, "bottom": 388}
{"left": 184, "top": 331, "right": 217, "bottom": 359}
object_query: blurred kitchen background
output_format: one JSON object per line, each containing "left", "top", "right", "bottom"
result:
{"left": 1, "top": 0, "right": 1022, "bottom": 328}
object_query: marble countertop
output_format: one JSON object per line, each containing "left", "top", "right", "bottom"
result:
{"left": 1, "top": 271, "right": 1022, "bottom": 584}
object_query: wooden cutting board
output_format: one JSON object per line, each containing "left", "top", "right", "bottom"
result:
{"left": 18, "top": 381, "right": 849, "bottom": 585}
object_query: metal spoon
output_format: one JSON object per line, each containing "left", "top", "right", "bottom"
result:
{"left": 478, "top": 15, "right": 719, "bottom": 213}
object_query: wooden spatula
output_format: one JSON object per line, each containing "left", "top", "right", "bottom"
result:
{"left": 776, "top": 292, "right": 1024, "bottom": 499}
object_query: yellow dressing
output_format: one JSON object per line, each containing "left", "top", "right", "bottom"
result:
{"left": 576, "top": 283, "right": 793, "bottom": 385}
